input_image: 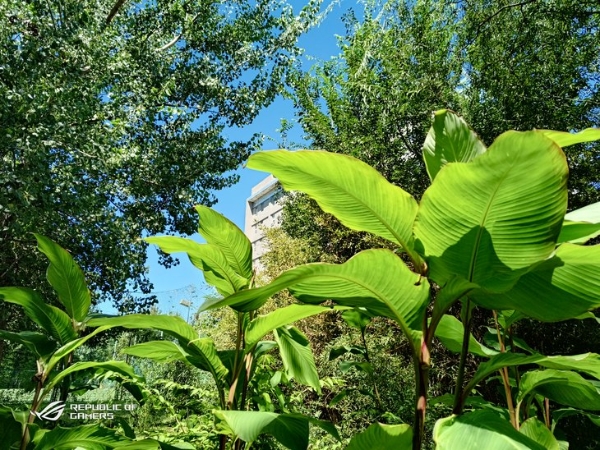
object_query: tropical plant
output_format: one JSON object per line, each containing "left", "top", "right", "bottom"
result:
{"left": 209, "top": 110, "right": 600, "bottom": 449}
{"left": 89, "top": 205, "right": 341, "bottom": 449}
{"left": 0, "top": 235, "right": 152, "bottom": 449}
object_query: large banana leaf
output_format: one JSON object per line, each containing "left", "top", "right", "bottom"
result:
{"left": 205, "top": 250, "right": 429, "bottom": 346}
{"left": 30, "top": 423, "right": 158, "bottom": 450}
{"left": 517, "top": 369, "right": 600, "bottom": 411}
{"left": 274, "top": 326, "right": 320, "bottom": 394}
{"left": 34, "top": 234, "right": 91, "bottom": 322}
{"left": 245, "top": 304, "right": 350, "bottom": 351}
{"left": 423, "top": 109, "right": 486, "bottom": 181}
{"left": 247, "top": 150, "right": 423, "bottom": 268}
{"left": 87, "top": 314, "right": 228, "bottom": 383}
{"left": 433, "top": 410, "right": 545, "bottom": 450}
{"left": 195, "top": 205, "right": 252, "bottom": 279}
{"left": 346, "top": 423, "right": 412, "bottom": 450}
{"left": 0, "top": 287, "right": 76, "bottom": 344}
{"left": 214, "top": 410, "right": 339, "bottom": 450}
{"left": 414, "top": 131, "right": 568, "bottom": 292}
{"left": 539, "top": 128, "right": 600, "bottom": 147}
{"left": 473, "top": 244, "right": 600, "bottom": 321}
{"left": 466, "top": 352, "right": 600, "bottom": 395}
{"left": 122, "top": 340, "right": 191, "bottom": 363}
{"left": 557, "top": 201, "right": 600, "bottom": 244}
{"left": 0, "top": 330, "right": 56, "bottom": 360}
{"left": 519, "top": 418, "right": 560, "bottom": 450}
{"left": 144, "top": 236, "right": 247, "bottom": 296}
{"left": 46, "top": 325, "right": 113, "bottom": 374}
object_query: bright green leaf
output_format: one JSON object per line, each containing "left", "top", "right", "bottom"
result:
{"left": 144, "top": 236, "right": 247, "bottom": 296}
{"left": 0, "top": 287, "right": 76, "bottom": 344}
{"left": 34, "top": 234, "right": 91, "bottom": 322}
{"left": 415, "top": 131, "right": 568, "bottom": 291}
{"left": 247, "top": 150, "right": 423, "bottom": 268}
{"left": 195, "top": 205, "right": 253, "bottom": 279}
{"left": 434, "top": 410, "right": 546, "bottom": 450}
{"left": 434, "top": 315, "right": 497, "bottom": 357}
{"left": 539, "top": 128, "right": 600, "bottom": 147}
{"left": 274, "top": 326, "right": 321, "bottom": 394}
{"left": 205, "top": 249, "right": 429, "bottom": 350}
{"left": 346, "top": 422, "right": 412, "bottom": 450}
{"left": 519, "top": 418, "right": 560, "bottom": 450}
{"left": 245, "top": 304, "right": 349, "bottom": 351}
{"left": 423, "top": 109, "right": 486, "bottom": 181}
{"left": 473, "top": 244, "right": 600, "bottom": 321}
{"left": 213, "top": 410, "right": 339, "bottom": 450}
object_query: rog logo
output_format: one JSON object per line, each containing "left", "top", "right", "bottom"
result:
{"left": 30, "top": 401, "right": 66, "bottom": 421}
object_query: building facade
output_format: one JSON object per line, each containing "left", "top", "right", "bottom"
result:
{"left": 244, "top": 175, "right": 284, "bottom": 269}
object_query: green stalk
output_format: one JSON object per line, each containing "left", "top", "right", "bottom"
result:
{"left": 21, "top": 361, "right": 44, "bottom": 450}
{"left": 413, "top": 313, "right": 431, "bottom": 450}
{"left": 492, "top": 311, "right": 518, "bottom": 429}
{"left": 360, "top": 326, "right": 383, "bottom": 411}
{"left": 452, "top": 299, "right": 472, "bottom": 414}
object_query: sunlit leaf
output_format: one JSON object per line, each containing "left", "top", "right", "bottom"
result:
{"left": 346, "top": 422, "right": 412, "bottom": 450}
{"left": 34, "top": 234, "right": 91, "bottom": 322}
{"left": 195, "top": 205, "right": 253, "bottom": 279}
{"left": 415, "top": 131, "right": 568, "bottom": 291}
{"left": 247, "top": 150, "right": 423, "bottom": 268}
{"left": 423, "top": 109, "right": 486, "bottom": 181}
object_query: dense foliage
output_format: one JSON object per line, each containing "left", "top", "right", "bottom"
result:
{"left": 0, "top": 0, "right": 316, "bottom": 310}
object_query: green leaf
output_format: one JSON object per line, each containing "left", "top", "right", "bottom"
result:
{"left": 518, "top": 369, "right": 600, "bottom": 411}
{"left": 539, "top": 128, "right": 600, "bottom": 147}
{"left": 0, "top": 406, "right": 22, "bottom": 450}
{"left": 423, "top": 109, "right": 486, "bottom": 181}
{"left": 245, "top": 304, "right": 349, "bottom": 351}
{"left": 247, "top": 150, "right": 423, "bottom": 268}
{"left": 205, "top": 249, "right": 429, "bottom": 348}
{"left": 414, "top": 131, "right": 568, "bottom": 291}
{"left": 552, "top": 408, "right": 600, "bottom": 430}
{"left": 122, "top": 340, "right": 190, "bottom": 364}
{"left": 556, "top": 221, "right": 600, "bottom": 245}
{"left": 0, "top": 287, "right": 76, "bottom": 344}
{"left": 431, "top": 276, "right": 479, "bottom": 330}
{"left": 46, "top": 325, "right": 113, "bottom": 374}
{"left": 434, "top": 314, "right": 497, "bottom": 357}
{"left": 274, "top": 326, "right": 321, "bottom": 394}
{"left": 195, "top": 205, "right": 253, "bottom": 279}
{"left": 473, "top": 244, "right": 600, "bottom": 321}
{"left": 519, "top": 418, "right": 560, "bottom": 450}
{"left": 346, "top": 423, "right": 412, "bottom": 450}
{"left": 34, "top": 234, "right": 91, "bottom": 322}
{"left": 433, "top": 410, "right": 546, "bottom": 450}
{"left": 144, "top": 236, "right": 247, "bottom": 296}
{"left": 213, "top": 410, "right": 339, "bottom": 450}
{"left": 329, "top": 345, "right": 366, "bottom": 361}
{"left": 339, "top": 361, "right": 373, "bottom": 375}
{"left": 557, "top": 201, "right": 600, "bottom": 244}
{"left": 42, "top": 361, "right": 144, "bottom": 400}
{"left": 87, "top": 314, "right": 228, "bottom": 383}
{"left": 341, "top": 308, "right": 373, "bottom": 331}
{"left": 31, "top": 423, "right": 158, "bottom": 450}
{"left": 466, "top": 352, "right": 600, "bottom": 395}
{"left": 0, "top": 330, "right": 56, "bottom": 360}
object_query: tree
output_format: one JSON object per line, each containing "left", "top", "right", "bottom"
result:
{"left": 0, "top": 0, "right": 318, "bottom": 313}
{"left": 285, "top": 0, "right": 600, "bottom": 258}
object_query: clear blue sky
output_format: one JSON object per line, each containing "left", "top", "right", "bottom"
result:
{"left": 138, "top": 0, "right": 355, "bottom": 316}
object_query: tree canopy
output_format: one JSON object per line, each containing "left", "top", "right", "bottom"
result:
{"left": 0, "top": 0, "right": 317, "bottom": 310}
{"left": 285, "top": 0, "right": 600, "bottom": 259}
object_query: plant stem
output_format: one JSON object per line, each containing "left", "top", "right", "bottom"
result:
{"left": 21, "top": 362, "right": 44, "bottom": 450}
{"left": 453, "top": 299, "right": 472, "bottom": 414}
{"left": 492, "top": 311, "right": 518, "bottom": 429}
{"left": 412, "top": 339, "right": 430, "bottom": 450}
{"left": 360, "top": 327, "right": 382, "bottom": 411}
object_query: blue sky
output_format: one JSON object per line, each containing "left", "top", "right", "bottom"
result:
{"left": 138, "top": 0, "right": 355, "bottom": 316}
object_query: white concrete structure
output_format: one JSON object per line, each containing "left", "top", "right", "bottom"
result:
{"left": 245, "top": 175, "right": 284, "bottom": 269}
